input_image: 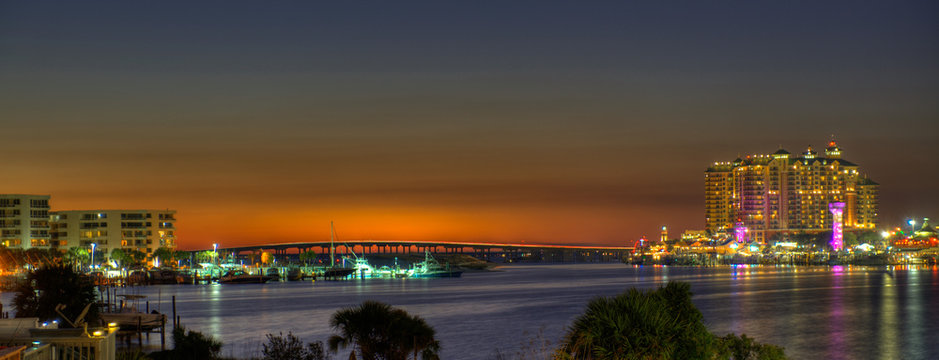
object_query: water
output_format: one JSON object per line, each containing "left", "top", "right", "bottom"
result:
{"left": 4, "top": 264, "right": 938, "bottom": 359}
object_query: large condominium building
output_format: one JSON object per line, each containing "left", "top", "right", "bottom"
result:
{"left": 50, "top": 209, "right": 177, "bottom": 255}
{"left": 705, "top": 139, "right": 878, "bottom": 243}
{"left": 0, "top": 194, "right": 51, "bottom": 249}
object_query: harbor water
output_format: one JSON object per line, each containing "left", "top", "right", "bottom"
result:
{"left": 4, "top": 263, "right": 938, "bottom": 359}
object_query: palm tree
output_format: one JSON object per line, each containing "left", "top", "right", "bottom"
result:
{"left": 110, "top": 248, "right": 131, "bottom": 267}
{"left": 64, "top": 247, "right": 90, "bottom": 267}
{"left": 13, "top": 264, "right": 99, "bottom": 327}
{"left": 556, "top": 282, "right": 718, "bottom": 360}
{"left": 328, "top": 301, "right": 440, "bottom": 360}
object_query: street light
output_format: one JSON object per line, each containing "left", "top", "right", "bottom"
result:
{"left": 909, "top": 219, "right": 916, "bottom": 239}
{"left": 90, "top": 243, "right": 96, "bottom": 270}
{"left": 213, "top": 243, "right": 218, "bottom": 265}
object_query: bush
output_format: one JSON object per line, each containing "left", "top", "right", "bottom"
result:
{"left": 116, "top": 350, "right": 151, "bottom": 360}
{"left": 263, "top": 332, "right": 330, "bottom": 360}
{"left": 168, "top": 327, "right": 223, "bottom": 360}
{"left": 717, "top": 333, "right": 787, "bottom": 360}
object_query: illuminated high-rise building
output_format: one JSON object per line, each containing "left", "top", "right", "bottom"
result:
{"left": 0, "top": 194, "right": 51, "bottom": 249}
{"left": 704, "top": 139, "right": 878, "bottom": 243}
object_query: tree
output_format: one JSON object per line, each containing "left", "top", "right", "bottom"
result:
{"left": 556, "top": 282, "right": 717, "bottom": 360}
{"left": 299, "top": 250, "right": 318, "bottom": 265}
{"left": 64, "top": 247, "right": 89, "bottom": 266}
{"left": 152, "top": 247, "right": 174, "bottom": 265}
{"left": 194, "top": 250, "right": 217, "bottom": 264}
{"left": 556, "top": 282, "right": 786, "bottom": 360}
{"left": 128, "top": 249, "right": 148, "bottom": 266}
{"left": 110, "top": 248, "right": 132, "bottom": 267}
{"left": 843, "top": 232, "right": 859, "bottom": 248}
{"left": 13, "top": 264, "right": 99, "bottom": 327}
{"left": 328, "top": 301, "right": 440, "bottom": 360}
{"left": 857, "top": 231, "right": 882, "bottom": 246}
{"left": 174, "top": 250, "right": 191, "bottom": 266}
{"left": 263, "top": 332, "right": 331, "bottom": 360}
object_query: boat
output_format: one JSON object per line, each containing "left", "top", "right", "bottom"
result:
{"left": 374, "top": 265, "right": 408, "bottom": 279}
{"left": 100, "top": 294, "right": 166, "bottom": 331}
{"left": 219, "top": 269, "right": 275, "bottom": 284}
{"left": 147, "top": 269, "right": 179, "bottom": 285}
{"left": 322, "top": 221, "right": 355, "bottom": 279}
{"left": 175, "top": 270, "right": 194, "bottom": 284}
{"left": 264, "top": 267, "right": 281, "bottom": 281}
{"left": 322, "top": 267, "right": 356, "bottom": 279}
{"left": 408, "top": 251, "right": 463, "bottom": 278}
{"left": 284, "top": 266, "right": 303, "bottom": 281}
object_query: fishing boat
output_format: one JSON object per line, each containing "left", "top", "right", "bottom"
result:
{"left": 322, "top": 221, "right": 356, "bottom": 279}
{"left": 284, "top": 266, "right": 303, "bottom": 281}
{"left": 219, "top": 269, "right": 275, "bottom": 284}
{"left": 408, "top": 251, "right": 463, "bottom": 278}
{"left": 374, "top": 265, "right": 408, "bottom": 279}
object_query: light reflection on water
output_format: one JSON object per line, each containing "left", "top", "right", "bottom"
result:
{"left": 3, "top": 264, "right": 937, "bottom": 359}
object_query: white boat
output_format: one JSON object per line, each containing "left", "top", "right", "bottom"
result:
{"left": 408, "top": 251, "right": 463, "bottom": 278}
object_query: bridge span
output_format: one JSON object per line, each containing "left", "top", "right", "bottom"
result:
{"left": 215, "top": 240, "right": 634, "bottom": 263}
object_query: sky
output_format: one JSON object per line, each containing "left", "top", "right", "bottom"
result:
{"left": 1, "top": 1, "right": 937, "bottom": 250}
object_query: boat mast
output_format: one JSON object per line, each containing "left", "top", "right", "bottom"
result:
{"left": 330, "top": 221, "right": 335, "bottom": 267}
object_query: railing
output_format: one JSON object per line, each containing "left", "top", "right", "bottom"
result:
{"left": 28, "top": 328, "right": 117, "bottom": 360}
{"left": 0, "top": 346, "right": 25, "bottom": 360}
{"left": 22, "top": 344, "right": 53, "bottom": 360}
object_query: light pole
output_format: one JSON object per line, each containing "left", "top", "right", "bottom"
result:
{"left": 90, "top": 243, "right": 96, "bottom": 270}
{"left": 909, "top": 219, "right": 916, "bottom": 239}
{"left": 213, "top": 243, "right": 218, "bottom": 265}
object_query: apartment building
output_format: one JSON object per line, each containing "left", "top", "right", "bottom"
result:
{"left": 705, "top": 139, "right": 878, "bottom": 243}
{"left": 50, "top": 209, "right": 177, "bottom": 255}
{"left": 0, "top": 194, "right": 51, "bottom": 249}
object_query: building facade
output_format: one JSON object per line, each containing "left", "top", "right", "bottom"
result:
{"left": 50, "top": 209, "right": 177, "bottom": 255}
{"left": 0, "top": 194, "right": 51, "bottom": 249}
{"left": 705, "top": 139, "right": 878, "bottom": 243}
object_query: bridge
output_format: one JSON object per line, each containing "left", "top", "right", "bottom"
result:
{"left": 214, "top": 240, "right": 634, "bottom": 263}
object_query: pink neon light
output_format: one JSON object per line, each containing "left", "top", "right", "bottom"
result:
{"left": 734, "top": 222, "right": 747, "bottom": 243}
{"left": 829, "top": 202, "right": 845, "bottom": 251}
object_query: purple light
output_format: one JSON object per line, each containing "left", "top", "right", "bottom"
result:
{"left": 734, "top": 222, "right": 747, "bottom": 243}
{"left": 829, "top": 202, "right": 845, "bottom": 251}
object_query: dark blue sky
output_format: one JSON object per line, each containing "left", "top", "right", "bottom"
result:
{"left": 2, "top": 1, "right": 937, "bottom": 246}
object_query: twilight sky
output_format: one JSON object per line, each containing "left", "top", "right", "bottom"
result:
{"left": 1, "top": 1, "right": 937, "bottom": 249}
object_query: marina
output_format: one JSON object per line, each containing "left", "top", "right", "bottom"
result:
{"left": 3, "top": 263, "right": 930, "bottom": 359}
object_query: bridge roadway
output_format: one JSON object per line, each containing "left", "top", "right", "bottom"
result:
{"left": 217, "top": 240, "right": 634, "bottom": 263}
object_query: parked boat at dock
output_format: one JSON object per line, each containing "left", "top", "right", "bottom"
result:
{"left": 219, "top": 270, "right": 276, "bottom": 284}
{"left": 408, "top": 251, "right": 463, "bottom": 278}
{"left": 99, "top": 295, "right": 166, "bottom": 331}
